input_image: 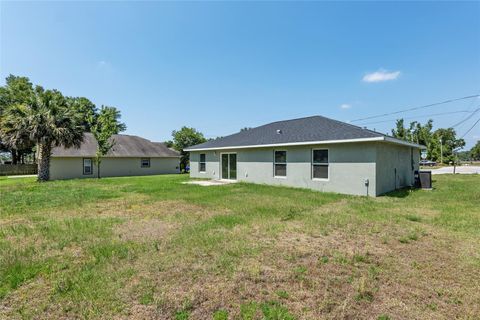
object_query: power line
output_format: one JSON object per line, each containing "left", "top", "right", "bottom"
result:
{"left": 466, "top": 96, "right": 478, "bottom": 112}
{"left": 357, "top": 110, "right": 473, "bottom": 126}
{"left": 460, "top": 117, "right": 480, "bottom": 139}
{"left": 451, "top": 108, "right": 480, "bottom": 128}
{"left": 349, "top": 94, "right": 480, "bottom": 123}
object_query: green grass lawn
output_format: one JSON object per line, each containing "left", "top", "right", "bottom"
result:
{"left": 1, "top": 174, "right": 479, "bottom": 319}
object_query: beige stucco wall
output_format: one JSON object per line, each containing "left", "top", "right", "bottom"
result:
{"left": 190, "top": 143, "right": 377, "bottom": 196}
{"left": 50, "top": 157, "right": 180, "bottom": 180}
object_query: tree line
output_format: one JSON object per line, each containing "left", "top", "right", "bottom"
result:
{"left": 2, "top": 74, "right": 479, "bottom": 181}
{"left": 391, "top": 118, "right": 480, "bottom": 162}
{"left": 0, "top": 75, "right": 126, "bottom": 181}
{"left": 466, "top": 141, "right": 480, "bottom": 161}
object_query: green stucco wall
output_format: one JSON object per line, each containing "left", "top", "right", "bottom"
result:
{"left": 190, "top": 143, "right": 377, "bottom": 196}
{"left": 190, "top": 142, "right": 420, "bottom": 197}
{"left": 375, "top": 143, "right": 420, "bottom": 195}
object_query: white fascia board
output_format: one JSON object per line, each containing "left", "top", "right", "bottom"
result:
{"left": 184, "top": 137, "right": 385, "bottom": 151}
{"left": 51, "top": 155, "right": 181, "bottom": 158}
{"left": 185, "top": 136, "right": 426, "bottom": 152}
{"left": 383, "top": 136, "right": 426, "bottom": 149}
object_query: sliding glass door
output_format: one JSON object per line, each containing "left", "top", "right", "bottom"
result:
{"left": 221, "top": 154, "right": 229, "bottom": 179}
{"left": 221, "top": 153, "right": 237, "bottom": 180}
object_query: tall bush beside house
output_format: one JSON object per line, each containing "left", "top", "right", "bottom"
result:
{"left": 89, "top": 106, "right": 126, "bottom": 178}
{"left": 172, "top": 126, "right": 206, "bottom": 172}
{"left": 0, "top": 88, "right": 85, "bottom": 181}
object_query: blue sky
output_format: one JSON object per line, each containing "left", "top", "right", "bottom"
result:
{"left": 1, "top": 1, "right": 479, "bottom": 148}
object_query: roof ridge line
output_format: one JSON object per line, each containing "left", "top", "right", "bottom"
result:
{"left": 249, "top": 115, "right": 383, "bottom": 138}
{"left": 258, "top": 115, "right": 321, "bottom": 126}
{"left": 313, "top": 115, "right": 384, "bottom": 137}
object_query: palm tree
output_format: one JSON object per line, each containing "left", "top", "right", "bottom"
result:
{"left": 0, "top": 88, "right": 85, "bottom": 181}
{"left": 0, "top": 106, "right": 34, "bottom": 163}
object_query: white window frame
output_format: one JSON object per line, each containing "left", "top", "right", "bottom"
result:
{"left": 141, "top": 158, "right": 151, "bottom": 168}
{"left": 273, "top": 150, "right": 287, "bottom": 178}
{"left": 312, "top": 148, "right": 329, "bottom": 181}
{"left": 199, "top": 153, "right": 206, "bottom": 173}
{"left": 83, "top": 158, "right": 93, "bottom": 175}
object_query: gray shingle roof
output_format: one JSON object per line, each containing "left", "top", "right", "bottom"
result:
{"left": 185, "top": 115, "right": 423, "bottom": 150}
{"left": 52, "top": 133, "right": 180, "bottom": 157}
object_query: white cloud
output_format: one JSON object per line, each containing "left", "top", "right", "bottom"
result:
{"left": 363, "top": 69, "right": 401, "bottom": 83}
{"left": 340, "top": 103, "right": 351, "bottom": 109}
{"left": 97, "top": 60, "right": 107, "bottom": 68}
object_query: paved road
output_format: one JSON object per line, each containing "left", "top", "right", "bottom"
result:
{"left": 430, "top": 166, "right": 480, "bottom": 175}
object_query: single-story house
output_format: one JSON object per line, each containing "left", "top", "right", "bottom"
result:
{"left": 185, "top": 116, "right": 424, "bottom": 196}
{"left": 50, "top": 133, "right": 180, "bottom": 180}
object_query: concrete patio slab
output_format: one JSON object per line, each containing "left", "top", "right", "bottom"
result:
{"left": 182, "top": 180, "right": 237, "bottom": 186}
{"left": 7, "top": 174, "right": 37, "bottom": 179}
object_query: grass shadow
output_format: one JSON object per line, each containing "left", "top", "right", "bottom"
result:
{"left": 383, "top": 187, "right": 422, "bottom": 198}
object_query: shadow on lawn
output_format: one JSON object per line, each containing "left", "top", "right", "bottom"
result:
{"left": 384, "top": 187, "right": 422, "bottom": 198}
{"left": 384, "top": 178, "right": 438, "bottom": 198}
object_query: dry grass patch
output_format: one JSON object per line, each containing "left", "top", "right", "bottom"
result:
{"left": 117, "top": 304, "right": 158, "bottom": 320}
{"left": 1, "top": 174, "right": 479, "bottom": 319}
{"left": 0, "top": 277, "right": 54, "bottom": 320}
{"left": 120, "top": 200, "right": 212, "bottom": 217}
{"left": 114, "top": 219, "right": 176, "bottom": 242}
{"left": 77, "top": 197, "right": 220, "bottom": 224}
{"left": 27, "top": 193, "right": 210, "bottom": 221}
{"left": 240, "top": 226, "right": 480, "bottom": 320}
{"left": 116, "top": 211, "right": 476, "bottom": 320}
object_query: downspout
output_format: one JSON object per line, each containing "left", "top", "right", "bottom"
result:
{"left": 394, "top": 168, "right": 397, "bottom": 190}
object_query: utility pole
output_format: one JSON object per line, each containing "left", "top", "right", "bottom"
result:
{"left": 439, "top": 137, "right": 443, "bottom": 165}
{"left": 453, "top": 150, "right": 457, "bottom": 174}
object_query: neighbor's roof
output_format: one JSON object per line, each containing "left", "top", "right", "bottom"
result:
{"left": 52, "top": 133, "right": 180, "bottom": 158}
{"left": 185, "top": 115, "right": 424, "bottom": 151}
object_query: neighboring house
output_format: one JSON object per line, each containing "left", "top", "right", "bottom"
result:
{"left": 185, "top": 116, "right": 424, "bottom": 197}
{"left": 50, "top": 133, "right": 180, "bottom": 180}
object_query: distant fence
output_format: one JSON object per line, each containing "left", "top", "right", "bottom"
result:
{"left": 0, "top": 164, "right": 37, "bottom": 176}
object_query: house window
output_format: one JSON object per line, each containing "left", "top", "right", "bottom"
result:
{"left": 83, "top": 158, "right": 93, "bottom": 175}
{"left": 199, "top": 153, "right": 206, "bottom": 172}
{"left": 274, "top": 150, "right": 287, "bottom": 177}
{"left": 312, "top": 149, "right": 328, "bottom": 180}
{"left": 141, "top": 158, "right": 150, "bottom": 168}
